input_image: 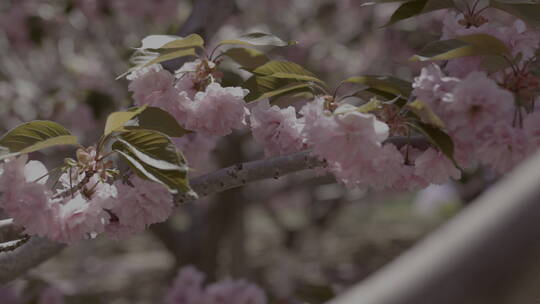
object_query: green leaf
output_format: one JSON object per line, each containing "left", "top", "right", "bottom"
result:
{"left": 143, "top": 48, "right": 197, "bottom": 67}
{"left": 408, "top": 121, "right": 456, "bottom": 163}
{"left": 118, "top": 48, "right": 197, "bottom": 79}
{"left": 243, "top": 75, "right": 313, "bottom": 102}
{"left": 406, "top": 100, "right": 445, "bottom": 128}
{"left": 384, "top": 0, "right": 452, "bottom": 26}
{"left": 0, "top": 121, "right": 78, "bottom": 159}
{"left": 220, "top": 70, "right": 245, "bottom": 88}
{"left": 356, "top": 98, "right": 383, "bottom": 113}
{"left": 157, "top": 34, "right": 204, "bottom": 50}
{"left": 112, "top": 129, "right": 192, "bottom": 194}
{"left": 479, "top": 54, "right": 512, "bottom": 73}
{"left": 256, "top": 83, "right": 313, "bottom": 102}
{"left": 490, "top": 0, "right": 540, "bottom": 28}
{"left": 103, "top": 105, "right": 147, "bottom": 137}
{"left": 252, "top": 60, "right": 323, "bottom": 83}
{"left": 218, "top": 32, "right": 295, "bottom": 47}
{"left": 222, "top": 47, "right": 269, "bottom": 70}
{"left": 139, "top": 34, "right": 204, "bottom": 50}
{"left": 344, "top": 75, "right": 412, "bottom": 99}
{"left": 410, "top": 34, "right": 510, "bottom": 61}
{"left": 125, "top": 107, "right": 190, "bottom": 137}
{"left": 244, "top": 75, "right": 290, "bottom": 93}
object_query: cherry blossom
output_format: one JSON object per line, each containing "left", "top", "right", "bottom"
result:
{"left": 476, "top": 122, "right": 528, "bottom": 174}
{"left": 184, "top": 83, "right": 249, "bottom": 136}
{"left": 106, "top": 176, "right": 173, "bottom": 238}
{"left": 0, "top": 156, "right": 56, "bottom": 237}
{"left": 128, "top": 65, "right": 191, "bottom": 123}
{"left": 412, "top": 64, "right": 460, "bottom": 105}
{"left": 444, "top": 71, "right": 514, "bottom": 134}
{"left": 250, "top": 99, "right": 305, "bottom": 157}
{"left": 415, "top": 148, "right": 461, "bottom": 184}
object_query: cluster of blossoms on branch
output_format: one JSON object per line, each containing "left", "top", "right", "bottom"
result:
{"left": 0, "top": 148, "right": 174, "bottom": 243}
{"left": 413, "top": 11, "right": 540, "bottom": 174}
{"left": 129, "top": 61, "right": 249, "bottom": 137}
{"left": 0, "top": 2, "right": 539, "bottom": 247}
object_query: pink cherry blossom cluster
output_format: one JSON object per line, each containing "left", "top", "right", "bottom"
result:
{"left": 412, "top": 10, "right": 540, "bottom": 174}
{"left": 250, "top": 100, "right": 305, "bottom": 157}
{"left": 300, "top": 97, "right": 460, "bottom": 191}
{"left": 123, "top": 10, "right": 539, "bottom": 193}
{"left": 165, "top": 266, "right": 267, "bottom": 304}
{"left": 128, "top": 60, "right": 463, "bottom": 191}
{"left": 0, "top": 152, "right": 173, "bottom": 243}
{"left": 249, "top": 95, "right": 462, "bottom": 191}
{"left": 248, "top": 11, "right": 540, "bottom": 191}
{"left": 128, "top": 61, "right": 249, "bottom": 137}
{"left": 441, "top": 12, "right": 540, "bottom": 78}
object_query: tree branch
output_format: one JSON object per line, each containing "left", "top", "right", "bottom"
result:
{"left": 176, "top": 150, "right": 325, "bottom": 204}
{"left": 0, "top": 219, "right": 23, "bottom": 243}
{"left": 329, "top": 149, "right": 540, "bottom": 304}
{"left": 0, "top": 136, "right": 426, "bottom": 284}
{"left": 0, "top": 237, "right": 65, "bottom": 284}
{"left": 0, "top": 150, "right": 322, "bottom": 283}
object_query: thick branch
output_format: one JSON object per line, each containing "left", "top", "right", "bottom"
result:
{"left": 177, "top": 136, "right": 428, "bottom": 204}
{"left": 176, "top": 150, "right": 324, "bottom": 204}
{"left": 0, "top": 237, "right": 65, "bottom": 284}
{"left": 330, "top": 149, "right": 540, "bottom": 304}
{"left": 0, "top": 219, "right": 23, "bottom": 243}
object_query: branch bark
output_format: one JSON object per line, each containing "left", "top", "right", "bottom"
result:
{"left": 0, "top": 237, "right": 65, "bottom": 283}
{"left": 329, "top": 149, "right": 540, "bottom": 304}
{"left": 176, "top": 150, "right": 324, "bottom": 204}
{"left": 0, "top": 219, "right": 23, "bottom": 243}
